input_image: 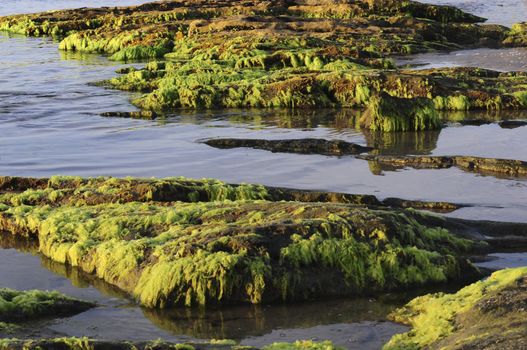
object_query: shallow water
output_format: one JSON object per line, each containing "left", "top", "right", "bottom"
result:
{"left": 397, "top": 47, "right": 527, "bottom": 71}
{"left": 419, "top": 0, "right": 527, "bottom": 26}
{"left": 0, "top": 0, "right": 153, "bottom": 16}
{"left": 475, "top": 252, "right": 527, "bottom": 270}
{"left": 0, "top": 0, "right": 527, "bottom": 348}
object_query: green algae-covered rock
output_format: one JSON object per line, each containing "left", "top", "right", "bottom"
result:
{"left": 360, "top": 94, "right": 441, "bottom": 132}
{"left": 384, "top": 267, "right": 527, "bottom": 350}
{"left": 0, "top": 288, "right": 94, "bottom": 336}
{"left": 2, "top": 1, "right": 527, "bottom": 113}
{"left": 0, "top": 176, "right": 483, "bottom": 308}
{"left": 0, "top": 288, "right": 93, "bottom": 322}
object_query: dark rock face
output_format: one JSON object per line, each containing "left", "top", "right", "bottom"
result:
{"left": 204, "top": 138, "right": 373, "bottom": 155}
{"left": 360, "top": 154, "right": 527, "bottom": 177}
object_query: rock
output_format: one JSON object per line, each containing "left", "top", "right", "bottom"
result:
{"left": 101, "top": 111, "right": 157, "bottom": 120}
{"left": 499, "top": 120, "right": 527, "bottom": 128}
{"left": 0, "top": 175, "right": 485, "bottom": 308}
{"left": 359, "top": 93, "right": 441, "bottom": 132}
{"left": 204, "top": 138, "right": 373, "bottom": 155}
{"left": 2, "top": 1, "right": 527, "bottom": 111}
{"left": 381, "top": 198, "right": 463, "bottom": 212}
{"left": 384, "top": 267, "right": 527, "bottom": 350}
{"left": 0, "top": 338, "right": 343, "bottom": 350}
{"left": 457, "top": 119, "right": 493, "bottom": 126}
{"left": 0, "top": 288, "right": 94, "bottom": 338}
{"left": 360, "top": 154, "right": 527, "bottom": 177}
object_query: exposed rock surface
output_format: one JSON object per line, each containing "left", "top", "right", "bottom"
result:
{"left": 0, "top": 288, "right": 94, "bottom": 338}
{"left": 204, "top": 138, "right": 373, "bottom": 155}
{"left": 0, "top": 339, "right": 341, "bottom": 350}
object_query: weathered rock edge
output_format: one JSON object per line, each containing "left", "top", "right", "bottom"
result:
{"left": 0, "top": 339, "right": 341, "bottom": 350}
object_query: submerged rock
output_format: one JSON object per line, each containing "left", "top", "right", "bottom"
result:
{"left": 204, "top": 138, "right": 373, "bottom": 156}
{"left": 0, "top": 175, "right": 485, "bottom": 308}
{"left": 384, "top": 267, "right": 527, "bottom": 350}
{"left": 101, "top": 111, "right": 158, "bottom": 120}
{"left": 361, "top": 154, "right": 527, "bottom": 177}
{"left": 499, "top": 120, "right": 527, "bottom": 129}
{"left": 381, "top": 198, "right": 462, "bottom": 212}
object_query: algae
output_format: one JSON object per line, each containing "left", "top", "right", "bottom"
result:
{"left": 384, "top": 267, "right": 527, "bottom": 350}
{"left": 360, "top": 94, "right": 441, "bottom": 132}
{"left": 0, "top": 288, "right": 94, "bottom": 323}
{"left": 0, "top": 337, "right": 345, "bottom": 350}
{"left": 0, "top": 288, "right": 94, "bottom": 338}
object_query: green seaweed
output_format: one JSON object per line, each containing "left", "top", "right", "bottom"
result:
{"left": 383, "top": 267, "right": 527, "bottom": 350}
{"left": 0, "top": 288, "right": 94, "bottom": 323}
{"left": 264, "top": 340, "right": 343, "bottom": 350}
{"left": 360, "top": 94, "right": 441, "bottom": 132}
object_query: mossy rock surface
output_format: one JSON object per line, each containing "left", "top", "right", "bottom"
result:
{"left": 1, "top": 1, "right": 527, "bottom": 113}
{"left": 359, "top": 94, "right": 441, "bottom": 132}
{"left": 0, "top": 288, "right": 94, "bottom": 323}
{"left": 384, "top": 267, "right": 527, "bottom": 350}
{"left": 0, "top": 176, "right": 485, "bottom": 308}
{"left": 0, "top": 288, "right": 94, "bottom": 337}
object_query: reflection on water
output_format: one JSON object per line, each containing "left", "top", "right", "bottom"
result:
{"left": 440, "top": 109, "right": 527, "bottom": 123}
{"left": 167, "top": 109, "right": 362, "bottom": 131}
{"left": 474, "top": 252, "right": 527, "bottom": 270}
{"left": 364, "top": 130, "right": 440, "bottom": 156}
{"left": 145, "top": 298, "right": 401, "bottom": 341}
{"left": 0, "top": 31, "right": 526, "bottom": 222}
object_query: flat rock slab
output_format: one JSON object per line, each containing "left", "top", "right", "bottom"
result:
{"left": 204, "top": 138, "right": 373, "bottom": 156}
{"left": 360, "top": 154, "right": 527, "bottom": 177}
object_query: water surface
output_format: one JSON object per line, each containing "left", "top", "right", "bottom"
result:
{"left": 397, "top": 47, "right": 527, "bottom": 71}
{"left": 0, "top": 0, "right": 153, "bottom": 16}
{"left": 419, "top": 0, "right": 527, "bottom": 26}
